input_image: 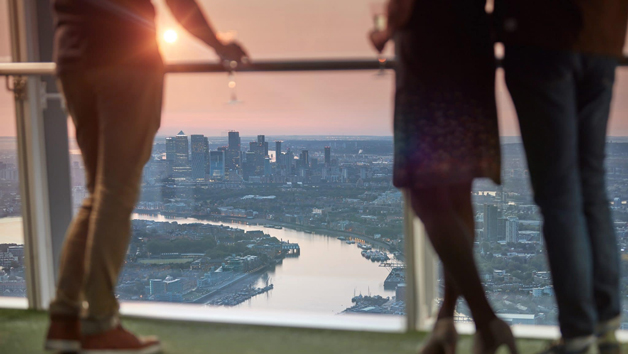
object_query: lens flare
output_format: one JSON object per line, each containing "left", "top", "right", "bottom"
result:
{"left": 164, "top": 29, "right": 178, "bottom": 43}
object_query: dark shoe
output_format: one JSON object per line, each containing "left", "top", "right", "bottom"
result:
{"left": 597, "top": 316, "right": 621, "bottom": 354}
{"left": 597, "top": 330, "right": 621, "bottom": 354}
{"left": 419, "top": 318, "right": 458, "bottom": 354}
{"left": 81, "top": 325, "right": 161, "bottom": 354}
{"left": 537, "top": 341, "right": 596, "bottom": 354}
{"left": 45, "top": 315, "right": 81, "bottom": 352}
{"left": 473, "top": 318, "right": 518, "bottom": 354}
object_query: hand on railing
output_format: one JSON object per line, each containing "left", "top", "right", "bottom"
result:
{"left": 216, "top": 42, "right": 249, "bottom": 66}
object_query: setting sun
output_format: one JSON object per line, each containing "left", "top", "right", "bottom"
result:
{"left": 163, "top": 29, "right": 178, "bottom": 43}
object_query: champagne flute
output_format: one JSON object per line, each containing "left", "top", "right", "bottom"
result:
{"left": 370, "top": 3, "right": 388, "bottom": 76}
{"left": 218, "top": 30, "right": 243, "bottom": 104}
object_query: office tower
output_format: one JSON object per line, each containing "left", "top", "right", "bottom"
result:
{"left": 175, "top": 131, "right": 189, "bottom": 166}
{"left": 283, "top": 150, "right": 294, "bottom": 173}
{"left": 228, "top": 131, "right": 240, "bottom": 151}
{"left": 257, "top": 135, "right": 269, "bottom": 156}
{"left": 325, "top": 146, "right": 331, "bottom": 165}
{"left": 227, "top": 131, "right": 241, "bottom": 171}
{"left": 191, "top": 135, "right": 207, "bottom": 182}
{"left": 483, "top": 204, "right": 499, "bottom": 242}
{"left": 166, "top": 137, "right": 176, "bottom": 164}
{"left": 275, "top": 141, "right": 282, "bottom": 163}
{"left": 204, "top": 137, "right": 210, "bottom": 176}
{"left": 209, "top": 150, "right": 225, "bottom": 178}
{"left": 506, "top": 217, "right": 519, "bottom": 243}
{"left": 264, "top": 158, "right": 272, "bottom": 176}
{"left": 243, "top": 151, "right": 257, "bottom": 180}
{"left": 300, "top": 150, "right": 309, "bottom": 169}
{"left": 249, "top": 141, "right": 258, "bottom": 154}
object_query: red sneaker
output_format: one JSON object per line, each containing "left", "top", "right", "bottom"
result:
{"left": 81, "top": 325, "right": 161, "bottom": 354}
{"left": 44, "top": 315, "right": 81, "bottom": 352}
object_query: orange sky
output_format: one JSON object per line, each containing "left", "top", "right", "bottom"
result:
{"left": 0, "top": 0, "right": 626, "bottom": 138}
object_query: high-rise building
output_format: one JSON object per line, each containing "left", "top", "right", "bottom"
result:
{"left": 264, "top": 158, "right": 271, "bottom": 176}
{"left": 483, "top": 204, "right": 499, "bottom": 242}
{"left": 166, "top": 137, "right": 176, "bottom": 164}
{"left": 191, "top": 135, "right": 207, "bottom": 182}
{"left": 249, "top": 141, "right": 258, "bottom": 154}
{"left": 204, "top": 137, "right": 210, "bottom": 177}
{"left": 258, "top": 135, "right": 268, "bottom": 156}
{"left": 275, "top": 141, "right": 282, "bottom": 163}
{"left": 227, "top": 131, "right": 241, "bottom": 171}
{"left": 300, "top": 150, "right": 309, "bottom": 169}
{"left": 175, "top": 131, "right": 189, "bottom": 167}
{"left": 506, "top": 217, "right": 519, "bottom": 243}
{"left": 325, "top": 146, "right": 331, "bottom": 165}
{"left": 228, "top": 131, "right": 240, "bottom": 151}
{"left": 209, "top": 150, "right": 225, "bottom": 178}
{"left": 243, "top": 151, "right": 257, "bottom": 181}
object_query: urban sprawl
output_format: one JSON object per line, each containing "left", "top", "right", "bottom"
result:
{"left": 2, "top": 135, "right": 628, "bottom": 326}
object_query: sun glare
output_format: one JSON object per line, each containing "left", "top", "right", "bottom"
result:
{"left": 164, "top": 29, "right": 178, "bottom": 43}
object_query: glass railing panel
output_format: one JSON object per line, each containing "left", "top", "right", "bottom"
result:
{"left": 0, "top": 0, "right": 27, "bottom": 300}
{"left": 70, "top": 70, "right": 406, "bottom": 323}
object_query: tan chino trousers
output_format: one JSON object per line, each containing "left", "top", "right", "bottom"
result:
{"left": 49, "top": 66, "right": 164, "bottom": 334}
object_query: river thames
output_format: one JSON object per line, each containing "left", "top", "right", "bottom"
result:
{"left": 132, "top": 214, "right": 398, "bottom": 314}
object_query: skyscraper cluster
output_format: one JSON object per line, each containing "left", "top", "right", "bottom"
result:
{"left": 149, "top": 130, "right": 338, "bottom": 185}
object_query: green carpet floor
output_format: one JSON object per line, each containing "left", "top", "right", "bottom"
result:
{"left": 0, "top": 308, "right": 562, "bottom": 354}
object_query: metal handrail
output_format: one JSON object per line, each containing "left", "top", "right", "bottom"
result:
{"left": 1, "top": 55, "right": 626, "bottom": 76}
{"left": 0, "top": 59, "right": 396, "bottom": 76}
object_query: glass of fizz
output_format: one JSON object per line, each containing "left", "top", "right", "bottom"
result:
{"left": 218, "top": 30, "right": 244, "bottom": 104}
{"left": 370, "top": 3, "right": 388, "bottom": 76}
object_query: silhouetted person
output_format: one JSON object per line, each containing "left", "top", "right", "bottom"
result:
{"left": 370, "top": 1, "right": 517, "bottom": 353}
{"left": 45, "top": 1, "right": 247, "bottom": 353}
{"left": 496, "top": 0, "right": 627, "bottom": 353}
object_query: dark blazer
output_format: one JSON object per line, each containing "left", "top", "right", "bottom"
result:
{"left": 495, "top": 0, "right": 628, "bottom": 57}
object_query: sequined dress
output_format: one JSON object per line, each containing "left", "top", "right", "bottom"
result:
{"left": 393, "top": 0, "right": 501, "bottom": 188}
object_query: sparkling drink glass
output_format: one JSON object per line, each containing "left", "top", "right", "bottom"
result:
{"left": 370, "top": 3, "right": 388, "bottom": 76}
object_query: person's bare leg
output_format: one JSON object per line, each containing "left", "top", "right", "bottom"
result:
{"left": 410, "top": 184, "right": 495, "bottom": 331}
{"left": 435, "top": 182, "right": 475, "bottom": 320}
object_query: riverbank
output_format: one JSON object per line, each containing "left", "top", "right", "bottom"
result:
{"left": 191, "top": 215, "right": 401, "bottom": 259}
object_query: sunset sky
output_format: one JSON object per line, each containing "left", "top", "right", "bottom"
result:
{"left": 0, "top": 0, "right": 626, "bottom": 138}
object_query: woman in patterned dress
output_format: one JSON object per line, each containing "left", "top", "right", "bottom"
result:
{"left": 370, "top": 1, "right": 517, "bottom": 353}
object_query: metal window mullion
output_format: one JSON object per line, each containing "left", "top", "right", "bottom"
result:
{"left": 8, "top": 0, "right": 56, "bottom": 310}
{"left": 403, "top": 190, "right": 438, "bottom": 332}
{"left": 402, "top": 191, "right": 418, "bottom": 332}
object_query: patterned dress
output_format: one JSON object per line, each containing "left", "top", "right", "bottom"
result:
{"left": 392, "top": 0, "right": 501, "bottom": 189}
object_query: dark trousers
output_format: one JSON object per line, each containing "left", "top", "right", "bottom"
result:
{"left": 504, "top": 45, "right": 620, "bottom": 339}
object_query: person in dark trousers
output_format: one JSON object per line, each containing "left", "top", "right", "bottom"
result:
{"left": 496, "top": 0, "right": 628, "bottom": 353}
{"left": 44, "top": 1, "right": 247, "bottom": 353}
{"left": 370, "top": 0, "right": 518, "bottom": 353}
